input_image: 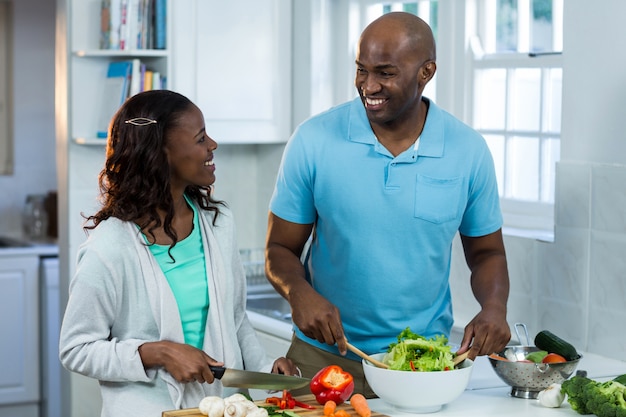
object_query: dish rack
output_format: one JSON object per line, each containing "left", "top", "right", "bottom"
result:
{"left": 240, "top": 248, "right": 271, "bottom": 291}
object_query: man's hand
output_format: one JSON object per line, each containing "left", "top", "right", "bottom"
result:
{"left": 272, "top": 357, "right": 300, "bottom": 376}
{"left": 457, "top": 307, "right": 510, "bottom": 359}
{"left": 289, "top": 287, "right": 348, "bottom": 356}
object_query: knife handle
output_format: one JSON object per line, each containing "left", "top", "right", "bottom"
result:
{"left": 209, "top": 365, "right": 226, "bottom": 379}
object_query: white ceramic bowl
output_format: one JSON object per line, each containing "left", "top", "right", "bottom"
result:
{"left": 362, "top": 353, "right": 473, "bottom": 413}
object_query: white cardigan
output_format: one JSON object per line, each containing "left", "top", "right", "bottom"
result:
{"left": 59, "top": 204, "right": 273, "bottom": 417}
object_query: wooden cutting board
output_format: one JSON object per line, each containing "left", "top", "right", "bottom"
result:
{"left": 162, "top": 394, "right": 388, "bottom": 417}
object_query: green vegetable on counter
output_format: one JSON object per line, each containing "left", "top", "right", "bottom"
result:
{"left": 535, "top": 330, "right": 579, "bottom": 361}
{"left": 561, "top": 375, "right": 626, "bottom": 417}
{"left": 383, "top": 327, "right": 455, "bottom": 372}
{"left": 525, "top": 350, "right": 548, "bottom": 363}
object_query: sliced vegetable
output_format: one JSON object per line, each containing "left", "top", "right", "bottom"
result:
{"left": 334, "top": 410, "right": 351, "bottom": 417}
{"left": 525, "top": 350, "right": 548, "bottom": 363}
{"left": 542, "top": 353, "right": 567, "bottom": 363}
{"left": 349, "top": 394, "right": 371, "bottom": 417}
{"left": 265, "top": 390, "right": 315, "bottom": 410}
{"left": 383, "top": 328, "right": 454, "bottom": 371}
{"left": 534, "top": 330, "right": 578, "bottom": 361}
{"left": 323, "top": 400, "right": 337, "bottom": 416}
{"left": 310, "top": 365, "right": 355, "bottom": 405}
{"left": 488, "top": 353, "right": 509, "bottom": 361}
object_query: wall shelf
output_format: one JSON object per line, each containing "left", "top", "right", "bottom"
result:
{"left": 73, "top": 138, "right": 107, "bottom": 146}
{"left": 73, "top": 49, "right": 169, "bottom": 58}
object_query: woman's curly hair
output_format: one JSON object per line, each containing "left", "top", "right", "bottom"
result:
{"left": 84, "top": 90, "right": 224, "bottom": 250}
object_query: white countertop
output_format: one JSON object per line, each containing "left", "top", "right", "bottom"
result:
{"left": 371, "top": 353, "right": 626, "bottom": 416}
{"left": 247, "top": 310, "right": 293, "bottom": 340}
{"left": 0, "top": 241, "right": 59, "bottom": 257}
{"left": 248, "top": 311, "right": 626, "bottom": 416}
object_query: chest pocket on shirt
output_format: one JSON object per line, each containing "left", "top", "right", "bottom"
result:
{"left": 414, "top": 174, "right": 463, "bottom": 224}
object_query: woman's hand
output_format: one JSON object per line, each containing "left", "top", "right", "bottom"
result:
{"left": 271, "top": 357, "right": 300, "bottom": 376}
{"left": 139, "top": 340, "right": 224, "bottom": 384}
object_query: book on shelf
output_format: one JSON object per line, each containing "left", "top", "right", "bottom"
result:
{"left": 97, "top": 60, "right": 132, "bottom": 138}
{"left": 97, "top": 59, "right": 164, "bottom": 138}
{"left": 129, "top": 58, "right": 142, "bottom": 96}
{"left": 151, "top": 71, "right": 161, "bottom": 89}
{"left": 143, "top": 69, "right": 153, "bottom": 91}
{"left": 100, "top": 0, "right": 165, "bottom": 50}
{"left": 99, "top": 0, "right": 110, "bottom": 49}
{"left": 154, "top": 0, "right": 166, "bottom": 49}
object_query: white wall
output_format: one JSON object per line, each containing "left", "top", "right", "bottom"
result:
{"left": 0, "top": 0, "right": 56, "bottom": 237}
{"left": 449, "top": 0, "right": 626, "bottom": 359}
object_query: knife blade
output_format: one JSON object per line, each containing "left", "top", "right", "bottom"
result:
{"left": 209, "top": 366, "right": 311, "bottom": 390}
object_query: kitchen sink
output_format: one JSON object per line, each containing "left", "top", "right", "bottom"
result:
{"left": 246, "top": 287, "right": 292, "bottom": 322}
{"left": 0, "top": 236, "right": 31, "bottom": 248}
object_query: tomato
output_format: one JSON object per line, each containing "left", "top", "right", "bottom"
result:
{"left": 542, "top": 353, "right": 567, "bottom": 363}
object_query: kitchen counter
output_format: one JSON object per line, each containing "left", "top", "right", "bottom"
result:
{"left": 0, "top": 239, "right": 58, "bottom": 257}
{"left": 370, "top": 352, "right": 626, "bottom": 416}
{"left": 247, "top": 311, "right": 626, "bottom": 416}
{"left": 369, "top": 386, "right": 575, "bottom": 416}
{"left": 247, "top": 310, "right": 293, "bottom": 341}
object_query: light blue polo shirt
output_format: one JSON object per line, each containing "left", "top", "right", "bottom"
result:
{"left": 270, "top": 97, "right": 502, "bottom": 357}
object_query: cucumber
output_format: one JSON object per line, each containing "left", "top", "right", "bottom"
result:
{"left": 534, "top": 330, "right": 579, "bottom": 361}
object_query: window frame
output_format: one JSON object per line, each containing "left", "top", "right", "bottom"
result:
{"left": 468, "top": 0, "right": 563, "bottom": 240}
{"left": 309, "top": 0, "right": 561, "bottom": 240}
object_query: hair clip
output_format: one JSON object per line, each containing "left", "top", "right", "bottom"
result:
{"left": 125, "top": 117, "right": 157, "bottom": 126}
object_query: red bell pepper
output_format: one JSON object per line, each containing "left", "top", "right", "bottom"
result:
{"left": 265, "top": 390, "right": 316, "bottom": 410}
{"left": 309, "top": 365, "right": 355, "bottom": 405}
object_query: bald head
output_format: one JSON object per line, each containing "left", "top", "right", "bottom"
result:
{"left": 360, "top": 12, "right": 436, "bottom": 62}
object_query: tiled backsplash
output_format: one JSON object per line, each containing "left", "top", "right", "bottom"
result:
{"left": 449, "top": 161, "right": 626, "bottom": 361}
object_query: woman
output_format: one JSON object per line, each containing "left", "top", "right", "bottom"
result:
{"left": 59, "top": 90, "right": 298, "bottom": 416}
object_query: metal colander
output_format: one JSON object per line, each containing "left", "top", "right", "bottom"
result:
{"left": 488, "top": 323, "right": 582, "bottom": 398}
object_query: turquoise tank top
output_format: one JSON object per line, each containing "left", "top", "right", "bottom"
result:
{"left": 144, "top": 198, "right": 209, "bottom": 349}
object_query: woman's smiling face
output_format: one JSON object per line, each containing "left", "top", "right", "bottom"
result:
{"left": 165, "top": 104, "right": 218, "bottom": 191}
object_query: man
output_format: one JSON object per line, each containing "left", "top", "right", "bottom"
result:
{"left": 265, "top": 12, "right": 511, "bottom": 396}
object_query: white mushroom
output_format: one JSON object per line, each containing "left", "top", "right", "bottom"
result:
{"left": 246, "top": 407, "right": 269, "bottom": 417}
{"left": 224, "top": 393, "right": 258, "bottom": 414}
{"left": 224, "top": 393, "right": 250, "bottom": 404}
{"left": 198, "top": 396, "right": 225, "bottom": 417}
{"left": 223, "top": 400, "right": 249, "bottom": 417}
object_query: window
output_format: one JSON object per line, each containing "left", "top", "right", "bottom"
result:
{"left": 313, "top": 0, "right": 563, "bottom": 239}
{"left": 470, "top": 0, "right": 563, "bottom": 236}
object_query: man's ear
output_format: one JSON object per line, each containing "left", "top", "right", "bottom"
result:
{"left": 420, "top": 61, "right": 437, "bottom": 82}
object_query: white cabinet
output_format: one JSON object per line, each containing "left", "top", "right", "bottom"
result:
{"left": 171, "top": 0, "right": 292, "bottom": 144}
{"left": 0, "top": 254, "right": 40, "bottom": 416}
{"left": 56, "top": 1, "right": 173, "bottom": 415}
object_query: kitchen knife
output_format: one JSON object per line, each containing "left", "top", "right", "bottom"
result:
{"left": 209, "top": 366, "right": 311, "bottom": 390}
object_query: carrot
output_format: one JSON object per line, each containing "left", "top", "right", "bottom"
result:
{"left": 349, "top": 394, "right": 371, "bottom": 417}
{"left": 335, "top": 410, "right": 351, "bottom": 417}
{"left": 323, "top": 400, "right": 337, "bottom": 416}
{"left": 489, "top": 353, "right": 509, "bottom": 361}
